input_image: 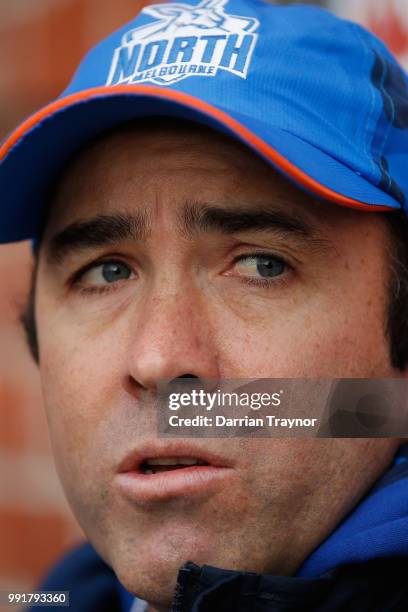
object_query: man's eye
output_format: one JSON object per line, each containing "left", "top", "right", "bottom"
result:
{"left": 233, "top": 254, "right": 287, "bottom": 280}
{"left": 79, "top": 261, "right": 135, "bottom": 286}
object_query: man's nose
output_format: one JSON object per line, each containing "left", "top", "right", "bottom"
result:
{"left": 126, "top": 284, "right": 221, "bottom": 391}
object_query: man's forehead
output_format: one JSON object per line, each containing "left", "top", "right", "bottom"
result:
{"left": 48, "top": 122, "right": 313, "bottom": 218}
{"left": 56, "top": 118, "right": 276, "bottom": 182}
{"left": 41, "top": 118, "right": 382, "bottom": 247}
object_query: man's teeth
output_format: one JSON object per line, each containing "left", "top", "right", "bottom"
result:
{"left": 141, "top": 457, "right": 208, "bottom": 473}
{"left": 145, "top": 457, "right": 207, "bottom": 466}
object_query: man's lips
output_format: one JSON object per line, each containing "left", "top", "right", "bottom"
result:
{"left": 139, "top": 456, "right": 209, "bottom": 474}
{"left": 115, "top": 442, "right": 234, "bottom": 502}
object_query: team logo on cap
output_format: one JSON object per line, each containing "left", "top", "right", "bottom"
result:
{"left": 106, "top": 0, "right": 259, "bottom": 86}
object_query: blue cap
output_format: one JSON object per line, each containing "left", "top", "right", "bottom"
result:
{"left": 2, "top": 0, "right": 408, "bottom": 243}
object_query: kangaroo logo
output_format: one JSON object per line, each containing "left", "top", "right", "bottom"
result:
{"left": 107, "top": 0, "right": 259, "bottom": 86}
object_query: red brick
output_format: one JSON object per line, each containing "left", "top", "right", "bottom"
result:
{"left": 0, "top": 510, "right": 83, "bottom": 586}
{"left": 0, "top": 383, "right": 26, "bottom": 451}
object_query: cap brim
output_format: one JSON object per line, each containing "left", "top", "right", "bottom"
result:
{"left": 0, "top": 85, "right": 400, "bottom": 243}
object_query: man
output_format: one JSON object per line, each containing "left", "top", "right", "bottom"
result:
{"left": 1, "top": 1, "right": 408, "bottom": 610}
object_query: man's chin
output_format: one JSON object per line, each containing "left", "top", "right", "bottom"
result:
{"left": 112, "top": 553, "right": 195, "bottom": 609}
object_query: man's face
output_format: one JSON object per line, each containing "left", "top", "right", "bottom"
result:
{"left": 35, "top": 122, "right": 402, "bottom": 608}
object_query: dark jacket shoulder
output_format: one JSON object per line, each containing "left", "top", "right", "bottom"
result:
{"left": 30, "top": 542, "right": 122, "bottom": 612}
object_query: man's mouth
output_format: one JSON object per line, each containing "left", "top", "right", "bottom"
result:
{"left": 140, "top": 457, "right": 209, "bottom": 474}
{"left": 115, "top": 444, "right": 233, "bottom": 502}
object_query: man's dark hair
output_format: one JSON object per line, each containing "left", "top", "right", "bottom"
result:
{"left": 21, "top": 209, "right": 408, "bottom": 371}
{"left": 22, "top": 256, "right": 39, "bottom": 363}
{"left": 384, "top": 211, "right": 408, "bottom": 370}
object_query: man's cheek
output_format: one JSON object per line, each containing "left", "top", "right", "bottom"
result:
{"left": 41, "top": 375, "right": 97, "bottom": 483}
{"left": 38, "top": 332, "right": 118, "bottom": 479}
{"left": 41, "top": 369, "right": 115, "bottom": 537}
{"left": 39, "top": 312, "right": 124, "bottom": 402}
{"left": 218, "top": 318, "right": 333, "bottom": 377}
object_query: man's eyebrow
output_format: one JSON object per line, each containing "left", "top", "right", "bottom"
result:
{"left": 45, "top": 213, "right": 149, "bottom": 264}
{"left": 45, "top": 203, "right": 332, "bottom": 264}
{"left": 181, "top": 202, "right": 323, "bottom": 240}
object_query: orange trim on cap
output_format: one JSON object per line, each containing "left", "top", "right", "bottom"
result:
{"left": 0, "top": 84, "right": 395, "bottom": 213}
